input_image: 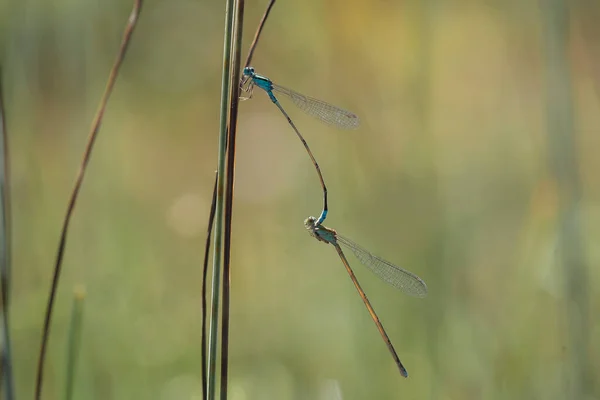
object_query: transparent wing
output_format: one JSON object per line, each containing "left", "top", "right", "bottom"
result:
{"left": 272, "top": 83, "right": 360, "bottom": 130}
{"left": 336, "top": 235, "right": 428, "bottom": 298}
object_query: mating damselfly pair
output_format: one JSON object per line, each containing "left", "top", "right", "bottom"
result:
{"left": 241, "top": 67, "right": 428, "bottom": 378}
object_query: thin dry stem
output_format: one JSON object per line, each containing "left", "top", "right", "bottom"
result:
{"left": 202, "top": 171, "right": 218, "bottom": 400}
{"left": 220, "top": 0, "right": 245, "bottom": 396}
{"left": 34, "top": 2, "right": 144, "bottom": 398}
{"left": 243, "top": 0, "right": 276, "bottom": 68}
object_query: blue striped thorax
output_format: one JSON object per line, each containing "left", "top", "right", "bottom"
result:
{"left": 243, "top": 66, "right": 275, "bottom": 99}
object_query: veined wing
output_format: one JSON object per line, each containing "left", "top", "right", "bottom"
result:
{"left": 272, "top": 83, "right": 360, "bottom": 130}
{"left": 336, "top": 235, "right": 428, "bottom": 298}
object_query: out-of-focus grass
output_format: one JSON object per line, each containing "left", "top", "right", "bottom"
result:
{"left": 4, "top": 0, "right": 599, "bottom": 399}
{"left": 64, "top": 286, "right": 85, "bottom": 400}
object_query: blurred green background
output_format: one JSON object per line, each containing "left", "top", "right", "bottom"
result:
{"left": 2, "top": 0, "right": 599, "bottom": 399}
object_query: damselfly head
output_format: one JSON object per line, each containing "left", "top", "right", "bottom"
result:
{"left": 304, "top": 216, "right": 318, "bottom": 231}
{"left": 243, "top": 66, "right": 255, "bottom": 76}
{"left": 304, "top": 216, "right": 322, "bottom": 241}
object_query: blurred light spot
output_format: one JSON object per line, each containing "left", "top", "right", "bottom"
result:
{"left": 229, "top": 385, "right": 247, "bottom": 400}
{"left": 319, "top": 379, "right": 343, "bottom": 400}
{"left": 231, "top": 359, "right": 295, "bottom": 399}
{"left": 160, "top": 374, "right": 202, "bottom": 400}
{"left": 166, "top": 193, "right": 207, "bottom": 238}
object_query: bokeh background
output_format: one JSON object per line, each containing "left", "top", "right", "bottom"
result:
{"left": 2, "top": 0, "right": 599, "bottom": 399}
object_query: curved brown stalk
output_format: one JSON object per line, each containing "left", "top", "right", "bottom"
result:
{"left": 34, "top": 2, "right": 144, "bottom": 398}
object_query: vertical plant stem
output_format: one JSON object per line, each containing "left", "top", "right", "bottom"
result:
{"left": 34, "top": 2, "right": 143, "bottom": 398}
{"left": 202, "top": 171, "right": 218, "bottom": 400}
{"left": 203, "top": 1, "right": 276, "bottom": 398}
{"left": 220, "top": 0, "right": 244, "bottom": 397}
{"left": 207, "top": 0, "right": 236, "bottom": 397}
{"left": 0, "top": 69, "right": 15, "bottom": 400}
{"left": 541, "top": 1, "right": 590, "bottom": 397}
{"left": 64, "top": 287, "right": 85, "bottom": 400}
